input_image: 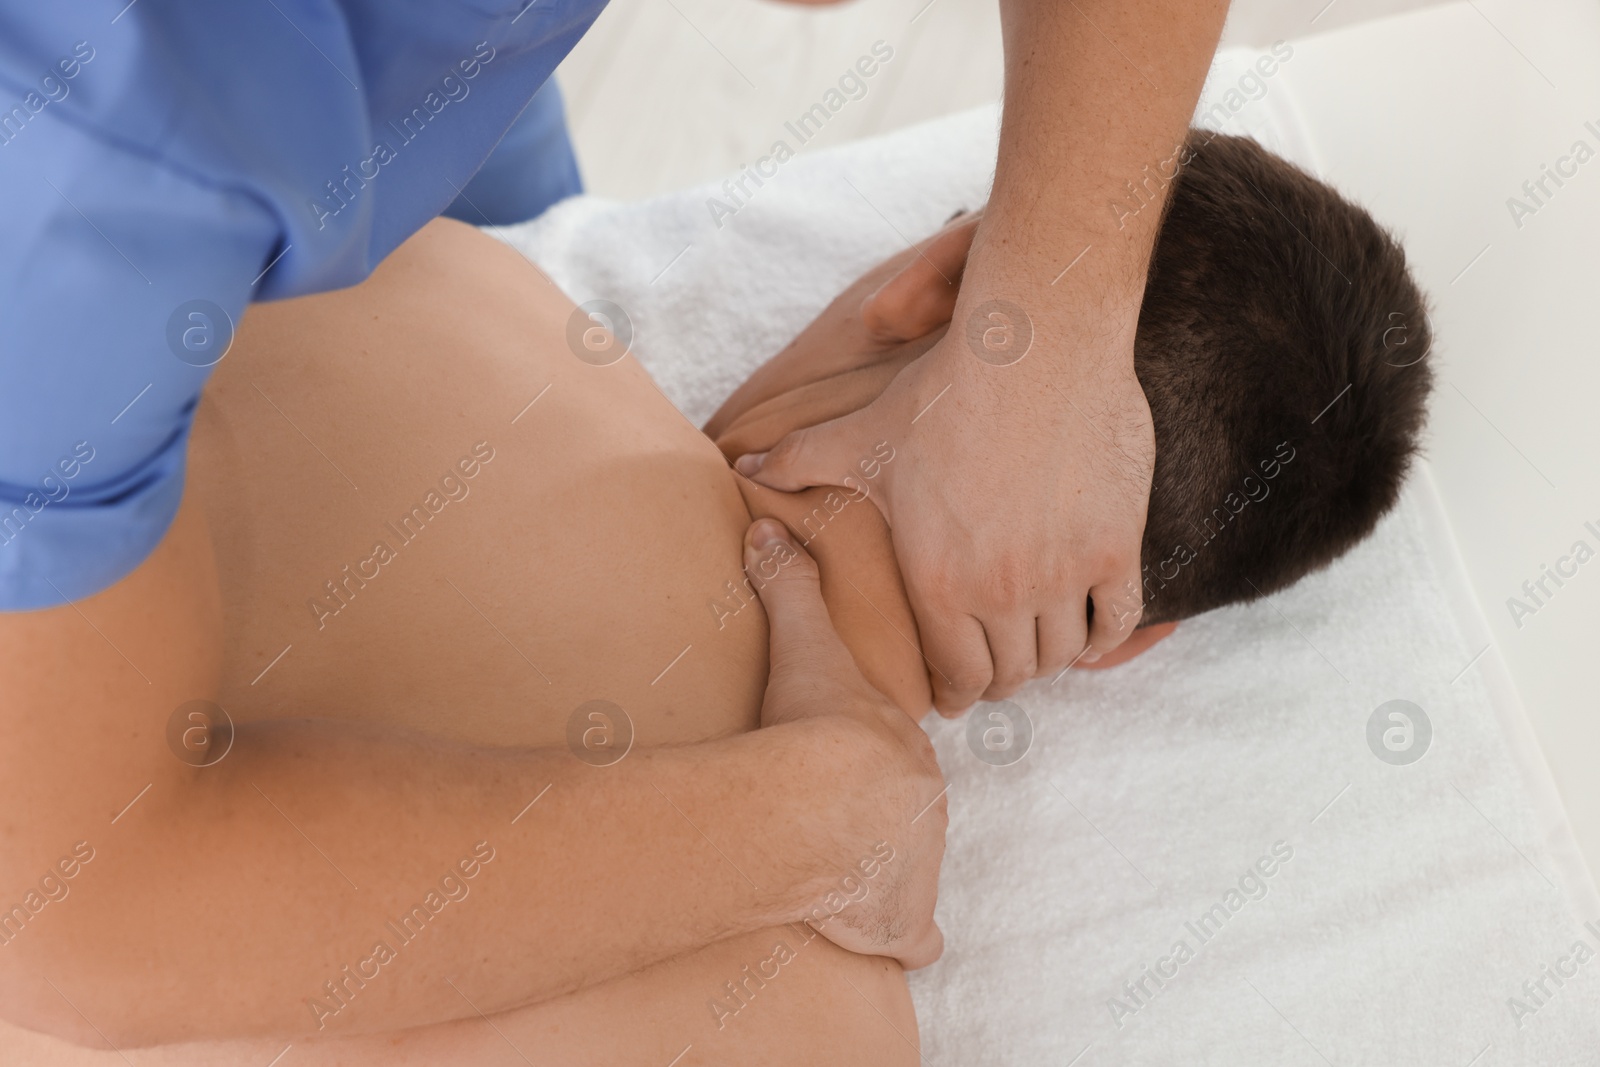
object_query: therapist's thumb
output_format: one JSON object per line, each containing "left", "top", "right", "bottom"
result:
{"left": 743, "top": 520, "right": 853, "bottom": 705}
{"left": 860, "top": 210, "right": 978, "bottom": 343}
{"left": 737, "top": 410, "right": 871, "bottom": 493}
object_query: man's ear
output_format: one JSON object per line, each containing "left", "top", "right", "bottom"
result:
{"left": 859, "top": 210, "right": 981, "bottom": 343}
{"left": 1077, "top": 622, "right": 1178, "bottom": 670}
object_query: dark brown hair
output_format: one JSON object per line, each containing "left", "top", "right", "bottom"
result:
{"left": 1132, "top": 132, "right": 1432, "bottom": 625}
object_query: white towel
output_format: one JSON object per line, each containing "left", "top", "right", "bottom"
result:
{"left": 499, "top": 37, "right": 1600, "bottom": 1066}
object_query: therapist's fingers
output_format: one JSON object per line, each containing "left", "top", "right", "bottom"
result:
{"left": 1086, "top": 572, "right": 1145, "bottom": 660}
{"left": 738, "top": 404, "right": 876, "bottom": 493}
{"left": 1035, "top": 600, "right": 1092, "bottom": 681}
{"left": 860, "top": 211, "right": 981, "bottom": 344}
{"left": 742, "top": 519, "right": 852, "bottom": 695}
{"left": 915, "top": 599, "right": 994, "bottom": 717}
{"left": 978, "top": 613, "right": 1038, "bottom": 702}
{"left": 1076, "top": 621, "right": 1179, "bottom": 671}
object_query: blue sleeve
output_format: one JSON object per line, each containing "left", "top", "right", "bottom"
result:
{"left": 442, "top": 77, "right": 584, "bottom": 226}
{"left": 0, "top": 43, "right": 276, "bottom": 610}
{"left": 1, "top": 0, "right": 606, "bottom": 611}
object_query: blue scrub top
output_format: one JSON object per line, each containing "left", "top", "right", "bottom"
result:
{"left": 0, "top": 0, "right": 605, "bottom": 610}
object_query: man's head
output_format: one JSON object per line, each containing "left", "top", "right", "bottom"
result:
{"left": 711, "top": 129, "right": 1431, "bottom": 642}
{"left": 1129, "top": 131, "right": 1432, "bottom": 627}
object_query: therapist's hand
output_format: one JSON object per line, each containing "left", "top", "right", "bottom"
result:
{"left": 738, "top": 0, "right": 1230, "bottom": 713}
{"left": 741, "top": 283, "right": 1154, "bottom": 714}
{"left": 743, "top": 518, "right": 947, "bottom": 968}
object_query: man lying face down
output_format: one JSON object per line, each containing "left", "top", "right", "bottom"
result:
{"left": 708, "top": 131, "right": 1435, "bottom": 665}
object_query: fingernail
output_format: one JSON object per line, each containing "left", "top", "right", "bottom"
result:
{"left": 751, "top": 519, "right": 788, "bottom": 549}
{"left": 1080, "top": 650, "right": 1101, "bottom": 663}
{"left": 735, "top": 452, "right": 767, "bottom": 476}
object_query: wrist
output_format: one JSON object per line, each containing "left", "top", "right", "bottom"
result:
{"left": 928, "top": 278, "right": 1141, "bottom": 388}
{"left": 962, "top": 206, "right": 1152, "bottom": 310}
{"left": 754, "top": 716, "right": 907, "bottom": 924}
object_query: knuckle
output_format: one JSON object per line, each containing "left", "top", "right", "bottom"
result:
{"left": 750, "top": 540, "right": 815, "bottom": 586}
{"left": 908, "top": 547, "right": 963, "bottom": 595}
{"left": 1035, "top": 651, "right": 1071, "bottom": 677}
{"left": 986, "top": 672, "right": 1026, "bottom": 699}
{"left": 985, "top": 567, "right": 1032, "bottom": 606}
{"left": 1087, "top": 547, "right": 1124, "bottom": 577}
{"left": 974, "top": 557, "right": 1049, "bottom": 612}
{"left": 945, "top": 665, "right": 991, "bottom": 697}
{"left": 1091, "top": 594, "right": 1143, "bottom": 638}
{"left": 775, "top": 554, "right": 821, "bottom": 584}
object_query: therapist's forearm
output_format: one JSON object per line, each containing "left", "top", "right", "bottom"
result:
{"left": 970, "top": 0, "right": 1230, "bottom": 326}
{"left": 0, "top": 498, "right": 886, "bottom": 1046}
{"left": 59, "top": 719, "right": 859, "bottom": 1044}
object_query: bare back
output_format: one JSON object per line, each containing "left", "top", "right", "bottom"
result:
{"left": 0, "top": 219, "right": 925, "bottom": 1066}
